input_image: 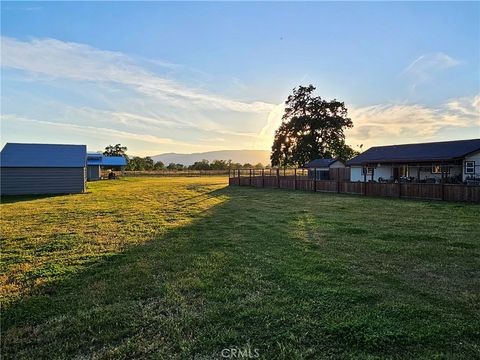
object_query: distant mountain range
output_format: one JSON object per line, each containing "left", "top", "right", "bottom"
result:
{"left": 151, "top": 150, "right": 271, "bottom": 166}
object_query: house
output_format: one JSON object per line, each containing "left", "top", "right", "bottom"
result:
{"left": 87, "top": 153, "right": 127, "bottom": 180}
{"left": 347, "top": 139, "right": 480, "bottom": 183}
{"left": 304, "top": 158, "right": 346, "bottom": 180}
{"left": 0, "top": 143, "right": 87, "bottom": 195}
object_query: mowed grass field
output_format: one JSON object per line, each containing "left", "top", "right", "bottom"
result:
{"left": 1, "top": 177, "right": 479, "bottom": 359}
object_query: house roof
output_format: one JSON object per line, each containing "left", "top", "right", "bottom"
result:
{"left": 0, "top": 143, "right": 87, "bottom": 168}
{"left": 304, "top": 158, "right": 341, "bottom": 168}
{"left": 87, "top": 154, "right": 127, "bottom": 166}
{"left": 347, "top": 139, "right": 480, "bottom": 165}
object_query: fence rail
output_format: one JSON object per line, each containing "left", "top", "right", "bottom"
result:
{"left": 229, "top": 170, "right": 480, "bottom": 203}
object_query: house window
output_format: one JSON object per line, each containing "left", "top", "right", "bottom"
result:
{"left": 362, "top": 167, "right": 373, "bottom": 175}
{"left": 465, "top": 161, "right": 475, "bottom": 174}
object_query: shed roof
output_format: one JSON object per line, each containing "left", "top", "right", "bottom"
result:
{"left": 347, "top": 139, "right": 480, "bottom": 165}
{"left": 304, "top": 158, "right": 341, "bottom": 168}
{"left": 0, "top": 143, "right": 87, "bottom": 168}
{"left": 87, "top": 154, "right": 127, "bottom": 166}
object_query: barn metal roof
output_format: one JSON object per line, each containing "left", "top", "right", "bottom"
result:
{"left": 304, "top": 158, "right": 341, "bottom": 168}
{"left": 87, "top": 153, "right": 127, "bottom": 166}
{"left": 0, "top": 143, "right": 87, "bottom": 168}
{"left": 347, "top": 139, "right": 480, "bottom": 165}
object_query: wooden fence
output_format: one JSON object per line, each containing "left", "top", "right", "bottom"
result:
{"left": 229, "top": 170, "right": 480, "bottom": 203}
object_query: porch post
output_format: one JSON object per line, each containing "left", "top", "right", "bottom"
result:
{"left": 441, "top": 163, "right": 445, "bottom": 201}
{"left": 363, "top": 164, "right": 367, "bottom": 196}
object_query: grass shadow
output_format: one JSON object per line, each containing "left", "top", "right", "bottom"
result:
{"left": 1, "top": 193, "right": 68, "bottom": 204}
{"left": 2, "top": 185, "right": 479, "bottom": 359}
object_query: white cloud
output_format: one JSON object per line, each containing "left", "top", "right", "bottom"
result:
{"left": 1, "top": 36, "right": 275, "bottom": 114}
{"left": 254, "top": 102, "right": 285, "bottom": 149}
{"left": 251, "top": 95, "right": 480, "bottom": 150}
{"left": 347, "top": 94, "right": 480, "bottom": 147}
{"left": 2, "top": 37, "right": 477, "bottom": 154}
{"left": 0, "top": 114, "right": 215, "bottom": 149}
{"left": 57, "top": 105, "right": 259, "bottom": 139}
{"left": 401, "top": 52, "right": 461, "bottom": 89}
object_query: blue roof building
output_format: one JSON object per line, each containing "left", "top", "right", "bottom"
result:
{"left": 86, "top": 153, "right": 127, "bottom": 180}
{"left": 0, "top": 143, "right": 87, "bottom": 195}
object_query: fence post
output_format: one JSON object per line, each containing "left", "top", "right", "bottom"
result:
{"left": 441, "top": 183, "right": 445, "bottom": 201}
{"left": 337, "top": 180, "right": 340, "bottom": 194}
{"left": 398, "top": 182, "right": 401, "bottom": 198}
{"left": 313, "top": 168, "right": 317, "bottom": 192}
{"left": 249, "top": 169, "right": 252, "bottom": 186}
{"left": 294, "top": 168, "right": 297, "bottom": 190}
{"left": 262, "top": 168, "right": 265, "bottom": 188}
{"left": 238, "top": 168, "right": 241, "bottom": 185}
{"left": 277, "top": 168, "right": 280, "bottom": 188}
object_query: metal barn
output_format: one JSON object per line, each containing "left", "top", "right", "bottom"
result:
{"left": 0, "top": 143, "right": 87, "bottom": 195}
{"left": 87, "top": 153, "right": 127, "bottom": 180}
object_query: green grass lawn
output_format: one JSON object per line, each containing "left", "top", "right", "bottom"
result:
{"left": 1, "top": 177, "right": 479, "bottom": 359}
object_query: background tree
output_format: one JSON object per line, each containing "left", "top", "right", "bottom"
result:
{"left": 143, "top": 157, "right": 154, "bottom": 170}
{"left": 104, "top": 144, "right": 128, "bottom": 158}
{"left": 271, "top": 85, "right": 355, "bottom": 167}
{"left": 126, "top": 156, "right": 145, "bottom": 171}
{"left": 153, "top": 161, "right": 165, "bottom": 170}
{"left": 125, "top": 156, "right": 159, "bottom": 171}
{"left": 189, "top": 159, "right": 211, "bottom": 170}
{"left": 210, "top": 160, "right": 228, "bottom": 170}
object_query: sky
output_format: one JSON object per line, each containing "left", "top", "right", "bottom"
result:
{"left": 1, "top": 1, "right": 479, "bottom": 156}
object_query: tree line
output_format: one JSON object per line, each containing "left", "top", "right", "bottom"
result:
{"left": 126, "top": 158, "right": 265, "bottom": 171}
{"left": 102, "top": 144, "right": 265, "bottom": 171}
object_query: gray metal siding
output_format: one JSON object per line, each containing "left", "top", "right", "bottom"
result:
{"left": 0, "top": 167, "right": 86, "bottom": 195}
{"left": 87, "top": 165, "right": 101, "bottom": 181}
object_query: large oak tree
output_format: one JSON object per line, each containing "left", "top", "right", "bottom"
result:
{"left": 271, "top": 85, "right": 356, "bottom": 167}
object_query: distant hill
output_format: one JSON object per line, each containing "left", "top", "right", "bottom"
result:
{"left": 151, "top": 150, "right": 271, "bottom": 166}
